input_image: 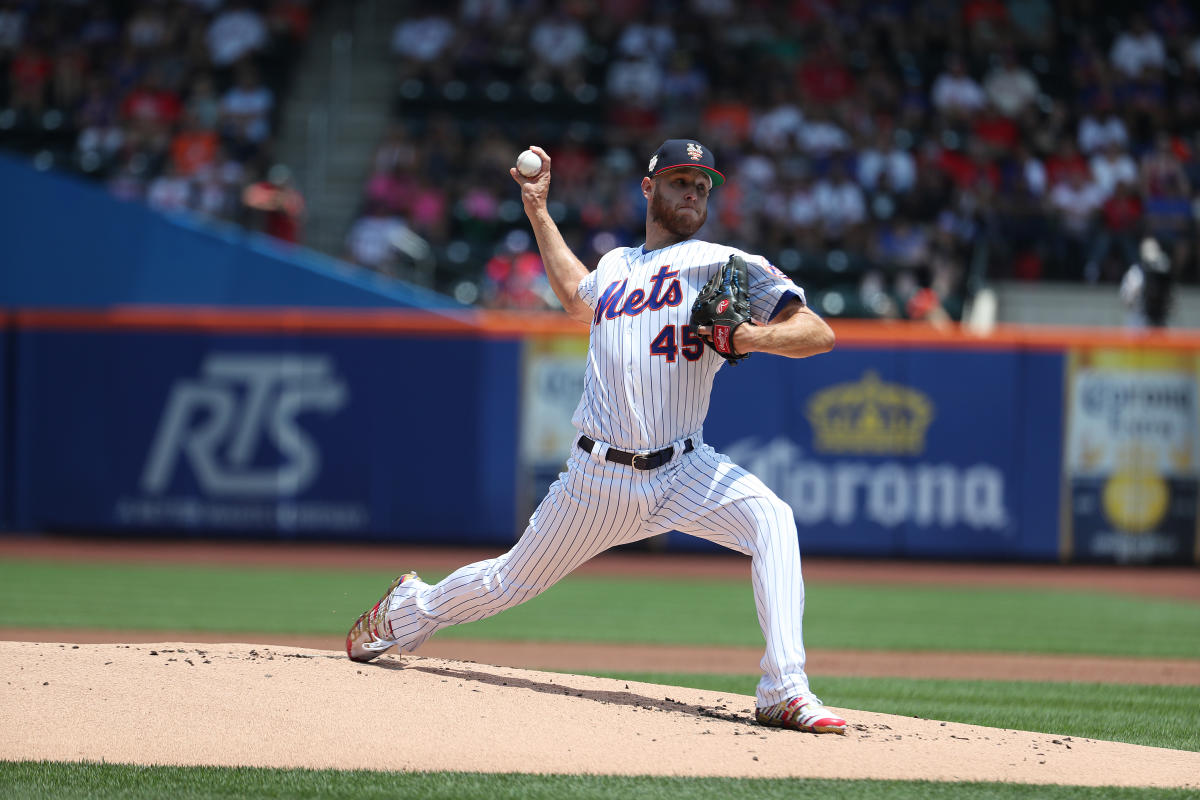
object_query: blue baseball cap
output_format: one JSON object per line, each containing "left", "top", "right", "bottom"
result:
{"left": 646, "top": 139, "right": 725, "bottom": 188}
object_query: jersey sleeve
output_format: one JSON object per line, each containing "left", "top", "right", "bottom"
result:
{"left": 745, "top": 253, "right": 806, "bottom": 324}
{"left": 577, "top": 269, "right": 598, "bottom": 310}
{"left": 578, "top": 248, "right": 623, "bottom": 311}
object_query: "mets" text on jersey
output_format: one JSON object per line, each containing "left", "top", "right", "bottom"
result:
{"left": 594, "top": 264, "right": 683, "bottom": 324}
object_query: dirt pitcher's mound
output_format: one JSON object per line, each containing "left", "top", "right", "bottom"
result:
{"left": 1, "top": 642, "right": 1196, "bottom": 788}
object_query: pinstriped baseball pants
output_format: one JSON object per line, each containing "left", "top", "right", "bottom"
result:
{"left": 383, "top": 433, "right": 813, "bottom": 707}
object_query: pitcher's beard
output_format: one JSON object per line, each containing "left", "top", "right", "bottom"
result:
{"left": 649, "top": 191, "right": 706, "bottom": 239}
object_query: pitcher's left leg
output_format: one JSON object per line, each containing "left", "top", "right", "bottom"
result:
{"left": 647, "top": 445, "right": 812, "bottom": 706}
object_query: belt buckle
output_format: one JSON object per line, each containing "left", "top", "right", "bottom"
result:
{"left": 631, "top": 451, "right": 653, "bottom": 470}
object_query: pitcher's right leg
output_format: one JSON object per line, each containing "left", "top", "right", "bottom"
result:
{"left": 349, "top": 450, "right": 645, "bottom": 658}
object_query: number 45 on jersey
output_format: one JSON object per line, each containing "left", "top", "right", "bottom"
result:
{"left": 650, "top": 325, "right": 704, "bottom": 363}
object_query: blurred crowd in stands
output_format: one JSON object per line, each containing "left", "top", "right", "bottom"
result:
{"left": 349, "top": 0, "right": 1200, "bottom": 319}
{"left": 3, "top": 1, "right": 1200, "bottom": 321}
{"left": 0, "top": 0, "right": 313, "bottom": 242}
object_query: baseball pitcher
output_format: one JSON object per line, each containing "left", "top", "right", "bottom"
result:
{"left": 347, "top": 139, "right": 846, "bottom": 734}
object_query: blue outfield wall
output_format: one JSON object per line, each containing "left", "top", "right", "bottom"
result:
{"left": 0, "top": 319, "right": 8, "bottom": 530}
{"left": 10, "top": 328, "right": 521, "bottom": 544}
{"left": 9, "top": 316, "right": 1198, "bottom": 563}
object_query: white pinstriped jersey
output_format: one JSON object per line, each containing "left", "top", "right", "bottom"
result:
{"left": 573, "top": 239, "right": 805, "bottom": 451}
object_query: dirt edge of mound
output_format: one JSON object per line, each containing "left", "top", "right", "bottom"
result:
{"left": 3, "top": 628, "right": 1197, "bottom": 686}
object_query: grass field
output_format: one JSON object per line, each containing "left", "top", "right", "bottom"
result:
{"left": 2, "top": 560, "right": 1198, "bottom": 658}
{"left": 1, "top": 556, "right": 1198, "bottom": 799}
{"left": 4, "top": 761, "right": 1200, "bottom": 800}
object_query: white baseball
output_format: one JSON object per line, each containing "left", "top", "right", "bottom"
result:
{"left": 516, "top": 149, "right": 542, "bottom": 178}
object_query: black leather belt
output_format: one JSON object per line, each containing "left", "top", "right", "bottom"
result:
{"left": 577, "top": 436, "right": 694, "bottom": 470}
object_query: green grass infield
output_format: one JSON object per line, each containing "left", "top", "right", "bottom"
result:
{"left": 1, "top": 762, "right": 1197, "bottom": 800}
{"left": 1, "top": 559, "right": 1198, "bottom": 658}
{"left": 585, "top": 672, "right": 1200, "bottom": 752}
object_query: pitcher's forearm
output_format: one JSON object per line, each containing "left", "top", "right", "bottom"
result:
{"left": 733, "top": 302, "right": 836, "bottom": 359}
{"left": 528, "top": 208, "right": 591, "bottom": 323}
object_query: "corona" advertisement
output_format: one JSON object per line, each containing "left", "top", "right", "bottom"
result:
{"left": 694, "top": 349, "right": 1066, "bottom": 560}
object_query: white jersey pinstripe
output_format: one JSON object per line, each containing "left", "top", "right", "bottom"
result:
{"left": 381, "top": 239, "right": 819, "bottom": 708}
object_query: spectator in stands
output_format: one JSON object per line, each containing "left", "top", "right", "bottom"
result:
{"left": 127, "top": 3, "right": 169, "bottom": 52}
{"left": 365, "top": 159, "right": 414, "bottom": 218}
{"left": 528, "top": 10, "right": 590, "bottom": 90}
{"left": 1140, "top": 153, "right": 1193, "bottom": 274}
{"left": 1089, "top": 140, "right": 1138, "bottom": 200}
{"left": 242, "top": 163, "right": 305, "bottom": 244}
{"left": 857, "top": 127, "right": 916, "bottom": 195}
{"left": 1110, "top": 14, "right": 1166, "bottom": 78}
{"left": 797, "top": 106, "right": 850, "bottom": 159}
{"left": 106, "top": 157, "right": 148, "bottom": 203}
{"left": 345, "top": 200, "right": 409, "bottom": 276}
{"left": 482, "top": 233, "right": 551, "bottom": 311}
{"left": 207, "top": 1, "right": 269, "bottom": 70}
{"left": 406, "top": 178, "right": 450, "bottom": 245}
{"left": 391, "top": 12, "right": 456, "bottom": 81}
{"left": 814, "top": 159, "right": 867, "bottom": 246}
{"left": 1077, "top": 98, "right": 1128, "bottom": 156}
{"left": 797, "top": 40, "right": 855, "bottom": 107}
{"left": 9, "top": 41, "right": 51, "bottom": 116}
{"left": 1015, "top": 142, "right": 1047, "bottom": 197}
{"left": 1120, "top": 236, "right": 1175, "bottom": 327}
{"left": 873, "top": 215, "right": 932, "bottom": 275}
{"left": 218, "top": 62, "right": 273, "bottom": 159}
{"left": 0, "top": 2, "right": 26, "bottom": 58}
{"left": 50, "top": 42, "right": 87, "bottom": 112}
{"left": 1048, "top": 166, "right": 1105, "bottom": 280}
{"left": 614, "top": 10, "right": 674, "bottom": 61}
{"left": 992, "top": 143, "right": 1051, "bottom": 279}
{"left": 184, "top": 72, "right": 221, "bottom": 132}
{"left": 146, "top": 159, "right": 193, "bottom": 213}
{"left": 170, "top": 110, "right": 219, "bottom": 178}
{"left": 120, "top": 65, "right": 182, "bottom": 137}
{"left": 1045, "top": 139, "right": 1089, "bottom": 188}
{"left": 1089, "top": 178, "right": 1143, "bottom": 279}
{"left": 752, "top": 84, "right": 805, "bottom": 154}
{"left": 906, "top": 282, "right": 955, "bottom": 329}
{"left": 1140, "top": 132, "right": 1191, "bottom": 199}
{"left": 75, "top": 74, "right": 122, "bottom": 169}
{"left": 660, "top": 51, "right": 708, "bottom": 125}
{"left": 931, "top": 53, "right": 987, "bottom": 118}
{"left": 192, "top": 143, "right": 245, "bottom": 220}
{"left": 607, "top": 53, "right": 663, "bottom": 109}
{"left": 983, "top": 50, "right": 1040, "bottom": 118}
{"left": 701, "top": 87, "right": 752, "bottom": 147}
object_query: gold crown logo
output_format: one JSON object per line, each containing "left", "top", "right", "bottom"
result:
{"left": 805, "top": 371, "right": 934, "bottom": 455}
